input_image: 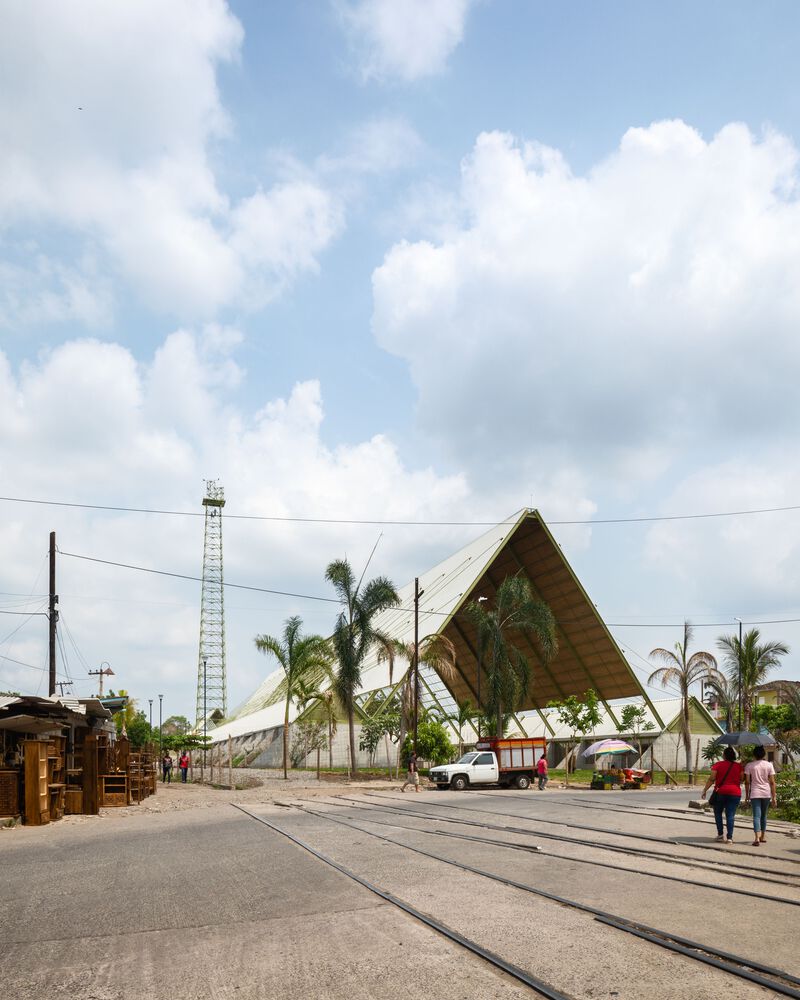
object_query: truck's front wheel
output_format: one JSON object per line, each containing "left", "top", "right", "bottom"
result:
{"left": 451, "top": 775, "right": 469, "bottom": 791}
{"left": 515, "top": 773, "right": 532, "bottom": 790}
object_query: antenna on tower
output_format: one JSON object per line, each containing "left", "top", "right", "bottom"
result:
{"left": 196, "top": 479, "right": 228, "bottom": 728}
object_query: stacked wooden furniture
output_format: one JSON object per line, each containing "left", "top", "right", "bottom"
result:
{"left": 22, "top": 740, "right": 50, "bottom": 825}
{"left": 98, "top": 734, "right": 130, "bottom": 807}
{"left": 0, "top": 768, "right": 19, "bottom": 819}
{"left": 47, "top": 735, "right": 66, "bottom": 821}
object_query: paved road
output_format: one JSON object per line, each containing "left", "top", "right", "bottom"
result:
{"left": 3, "top": 786, "right": 799, "bottom": 999}
{"left": 1, "top": 803, "right": 530, "bottom": 1000}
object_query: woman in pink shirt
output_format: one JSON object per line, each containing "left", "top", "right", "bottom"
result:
{"left": 744, "top": 746, "right": 777, "bottom": 846}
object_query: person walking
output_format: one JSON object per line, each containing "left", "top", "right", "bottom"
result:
{"left": 537, "top": 754, "right": 549, "bottom": 790}
{"left": 161, "top": 752, "right": 173, "bottom": 784}
{"left": 701, "top": 746, "right": 743, "bottom": 844}
{"left": 402, "top": 751, "right": 421, "bottom": 793}
{"left": 744, "top": 746, "right": 777, "bottom": 846}
{"left": 179, "top": 751, "right": 190, "bottom": 783}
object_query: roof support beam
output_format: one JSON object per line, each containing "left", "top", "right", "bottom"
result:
{"left": 505, "top": 542, "right": 620, "bottom": 726}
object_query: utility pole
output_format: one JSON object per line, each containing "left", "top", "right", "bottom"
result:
{"left": 48, "top": 531, "right": 57, "bottom": 697}
{"left": 735, "top": 617, "right": 743, "bottom": 729}
{"left": 203, "top": 658, "right": 208, "bottom": 777}
{"left": 476, "top": 595, "right": 488, "bottom": 740}
{"left": 413, "top": 578, "right": 423, "bottom": 755}
{"left": 88, "top": 663, "right": 114, "bottom": 696}
{"left": 148, "top": 699, "right": 153, "bottom": 732}
{"left": 159, "top": 694, "right": 163, "bottom": 758}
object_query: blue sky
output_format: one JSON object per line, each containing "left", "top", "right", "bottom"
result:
{"left": 2, "top": 0, "right": 799, "bottom": 720}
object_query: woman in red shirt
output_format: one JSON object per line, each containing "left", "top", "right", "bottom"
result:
{"left": 701, "top": 746, "right": 744, "bottom": 844}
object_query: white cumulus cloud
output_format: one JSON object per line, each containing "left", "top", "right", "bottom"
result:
{"left": 337, "top": 0, "right": 474, "bottom": 82}
{"left": 0, "top": 1, "right": 341, "bottom": 323}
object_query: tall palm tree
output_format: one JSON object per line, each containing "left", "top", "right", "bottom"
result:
{"left": 648, "top": 621, "right": 721, "bottom": 781}
{"left": 703, "top": 672, "right": 736, "bottom": 732}
{"left": 325, "top": 558, "right": 399, "bottom": 777}
{"left": 466, "top": 575, "right": 557, "bottom": 738}
{"left": 453, "top": 698, "right": 478, "bottom": 757}
{"left": 717, "top": 628, "right": 789, "bottom": 729}
{"left": 383, "top": 633, "right": 458, "bottom": 773}
{"left": 254, "top": 616, "right": 331, "bottom": 780}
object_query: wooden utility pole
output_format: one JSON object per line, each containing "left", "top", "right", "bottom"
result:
{"left": 413, "top": 577, "right": 421, "bottom": 755}
{"left": 48, "top": 531, "right": 57, "bottom": 697}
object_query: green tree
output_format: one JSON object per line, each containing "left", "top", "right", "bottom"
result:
{"left": 126, "top": 710, "right": 153, "bottom": 748}
{"left": 617, "top": 703, "right": 656, "bottom": 765}
{"left": 254, "top": 616, "right": 332, "bottom": 780}
{"left": 382, "top": 633, "right": 458, "bottom": 774}
{"left": 717, "top": 628, "right": 789, "bottom": 730}
{"left": 326, "top": 558, "right": 399, "bottom": 777}
{"left": 548, "top": 689, "right": 601, "bottom": 785}
{"left": 703, "top": 672, "right": 736, "bottom": 731}
{"left": 753, "top": 703, "right": 800, "bottom": 764}
{"left": 452, "top": 698, "right": 478, "bottom": 757}
{"left": 466, "top": 575, "right": 557, "bottom": 738}
{"left": 401, "top": 720, "right": 453, "bottom": 766}
{"left": 648, "top": 621, "right": 721, "bottom": 782}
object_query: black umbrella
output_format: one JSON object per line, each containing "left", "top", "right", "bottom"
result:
{"left": 711, "top": 731, "right": 776, "bottom": 747}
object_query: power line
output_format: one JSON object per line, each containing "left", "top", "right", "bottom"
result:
{"left": 3, "top": 494, "right": 800, "bottom": 527}
{"left": 57, "top": 548, "right": 800, "bottom": 631}
{"left": 0, "top": 610, "right": 48, "bottom": 616}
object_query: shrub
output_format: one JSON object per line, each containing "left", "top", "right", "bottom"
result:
{"left": 775, "top": 769, "right": 800, "bottom": 823}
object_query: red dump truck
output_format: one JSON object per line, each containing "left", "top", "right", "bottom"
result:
{"left": 428, "top": 737, "right": 547, "bottom": 791}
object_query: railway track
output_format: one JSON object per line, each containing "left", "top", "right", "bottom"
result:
{"left": 243, "top": 799, "right": 800, "bottom": 1000}
{"left": 371, "top": 791, "right": 800, "bottom": 869}
{"left": 326, "top": 796, "right": 800, "bottom": 892}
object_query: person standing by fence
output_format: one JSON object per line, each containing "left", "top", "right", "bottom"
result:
{"left": 179, "top": 751, "right": 190, "bottom": 783}
{"left": 744, "top": 746, "right": 777, "bottom": 846}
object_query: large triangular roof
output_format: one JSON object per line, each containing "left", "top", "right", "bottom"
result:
{"left": 211, "top": 509, "right": 661, "bottom": 743}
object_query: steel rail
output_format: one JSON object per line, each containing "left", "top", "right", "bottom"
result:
{"left": 231, "top": 803, "right": 573, "bottom": 1000}
{"left": 373, "top": 791, "right": 800, "bottom": 867}
{"left": 349, "top": 794, "right": 800, "bottom": 883}
{"left": 327, "top": 797, "right": 800, "bottom": 904}
{"left": 285, "top": 800, "right": 800, "bottom": 999}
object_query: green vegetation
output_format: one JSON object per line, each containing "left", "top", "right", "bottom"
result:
{"left": 617, "top": 703, "right": 655, "bottom": 763}
{"left": 254, "top": 615, "right": 332, "bottom": 780}
{"left": 648, "top": 621, "right": 720, "bottom": 783}
{"left": 401, "top": 719, "right": 453, "bottom": 766}
{"left": 466, "top": 575, "right": 557, "bottom": 738}
{"left": 326, "top": 557, "right": 399, "bottom": 777}
{"left": 775, "top": 770, "right": 800, "bottom": 823}
{"left": 717, "top": 628, "right": 790, "bottom": 729}
{"left": 547, "top": 689, "right": 601, "bottom": 786}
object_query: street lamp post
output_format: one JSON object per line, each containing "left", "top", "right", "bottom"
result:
{"left": 148, "top": 699, "right": 153, "bottom": 734}
{"left": 158, "top": 694, "right": 163, "bottom": 758}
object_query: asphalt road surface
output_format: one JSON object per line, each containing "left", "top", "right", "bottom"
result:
{"left": 3, "top": 783, "right": 799, "bottom": 999}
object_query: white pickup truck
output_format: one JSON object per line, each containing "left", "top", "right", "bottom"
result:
{"left": 428, "top": 737, "right": 546, "bottom": 791}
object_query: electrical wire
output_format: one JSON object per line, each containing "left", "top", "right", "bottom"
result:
{"left": 57, "top": 548, "right": 800, "bottom": 631}
{"left": 3, "top": 493, "right": 800, "bottom": 527}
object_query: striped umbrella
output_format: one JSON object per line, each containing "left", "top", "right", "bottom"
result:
{"left": 585, "top": 738, "right": 636, "bottom": 756}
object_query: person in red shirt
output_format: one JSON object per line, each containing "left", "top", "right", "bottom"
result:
{"left": 536, "top": 754, "right": 548, "bottom": 790}
{"left": 179, "top": 751, "right": 190, "bottom": 783}
{"left": 701, "top": 746, "right": 744, "bottom": 844}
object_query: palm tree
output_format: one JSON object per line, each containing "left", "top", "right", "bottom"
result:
{"left": 384, "top": 634, "right": 458, "bottom": 774}
{"left": 466, "top": 575, "right": 557, "bottom": 738}
{"left": 703, "top": 672, "right": 736, "bottom": 732}
{"left": 325, "top": 558, "right": 399, "bottom": 777}
{"left": 453, "top": 698, "right": 478, "bottom": 757}
{"left": 254, "top": 616, "right": 331, "bottom": 780}
{"left": 717, "top": 628, "right": 789, "bottom": 730}
{"left": 648, "top": 621, "right": 721, "bottom": 781}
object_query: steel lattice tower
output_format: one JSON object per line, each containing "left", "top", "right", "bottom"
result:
{"left": 196, "top": 480, "right": 227, "bottom": 726}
